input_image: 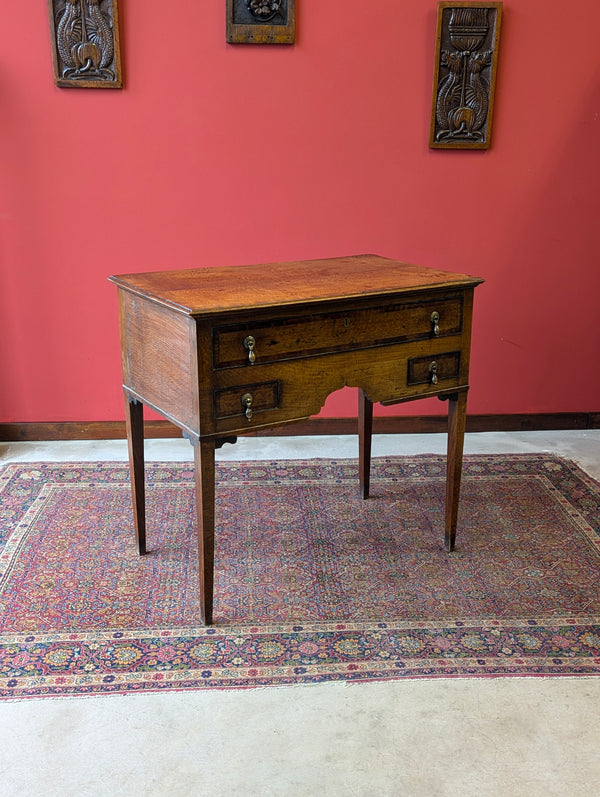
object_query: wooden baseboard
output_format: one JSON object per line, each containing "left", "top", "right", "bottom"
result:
{"left": 1, "top": 413, "right": 599, "bottom": 442}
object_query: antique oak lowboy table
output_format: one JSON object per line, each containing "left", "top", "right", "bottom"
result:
{"left": 109, "top": 255, "right": 483, "bottom": 625}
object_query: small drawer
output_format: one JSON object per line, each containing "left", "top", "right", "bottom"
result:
{"left": 213, "top": 380, "right": 280, "bottom": 420}
{"left": 407, "top": 351, "right": 461, "bottom": 386}
{"left": 213, "top": 295, "right": 463, "bottom": 369}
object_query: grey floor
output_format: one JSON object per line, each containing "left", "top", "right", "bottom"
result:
{"left": 1, "top": 430, "right": 599, "bottom": 797}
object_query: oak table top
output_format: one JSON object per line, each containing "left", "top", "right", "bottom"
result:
{"left": 110, "top": 253, "right": 482, "bottom": 316}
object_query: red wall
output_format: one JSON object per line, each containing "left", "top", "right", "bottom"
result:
{"left": 1, "top": 1, "right": 599, "bottom": 423}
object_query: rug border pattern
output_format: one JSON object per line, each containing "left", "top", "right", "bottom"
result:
{"left": 1, "top": 454, "right": 599, "bottom": 698}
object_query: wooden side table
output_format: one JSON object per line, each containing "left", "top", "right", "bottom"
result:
{"left": 109, "top": 254, "right": 483, "bottom": 624}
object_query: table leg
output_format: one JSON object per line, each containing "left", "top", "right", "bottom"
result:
{"left": 193, "top": 437, "right": 216, "bottom": 626}
{"left": 358, "top": 388, "right": 373, "bottom": 499}
{"left": 445, "top": 390, "right": 468, "bottom": 552}
{"left": 124, "top": 391, "right": 146, "bottom": 555}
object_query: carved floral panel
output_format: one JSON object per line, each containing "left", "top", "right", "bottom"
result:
{"left": 48, "top": 0, "right": 122, "bottom": 88}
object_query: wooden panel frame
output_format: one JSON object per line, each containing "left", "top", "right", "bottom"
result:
{"left": 47, "top": 0, "right": 123, "bottom": 89}
{"left": 429, "top": 2, "right": 502, "bottom": 149}
{"left": 226, "top": 0, "right": 295, "bottom": 44}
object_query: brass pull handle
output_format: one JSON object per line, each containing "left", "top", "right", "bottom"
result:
{"left": 431, "top": 311, "right": 440, "bottom": 337}
{"left": 241, "top": 392, "right": 254, "bottom": 421}
{"left": 243, "top": 335, "right": 256, "bottom": 365}
{"left": 429, "top": 361, "right": 438, "bottom": 385}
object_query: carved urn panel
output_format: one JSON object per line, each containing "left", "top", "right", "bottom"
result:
{"left": 430, "top": 2, "right": 502, "bottom": 149}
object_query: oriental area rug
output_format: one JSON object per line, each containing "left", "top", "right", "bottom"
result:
{"left": 1, "top": 454, "right": 599, "bottom": 699}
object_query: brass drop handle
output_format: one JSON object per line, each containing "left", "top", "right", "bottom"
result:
{"left": 241, "top": 392, "right": 254, "bottom": 421}
{"left": 243, "top": 335, "right": 256, "bottom": 365}
{"left": 429, "top": 361, "right": 438, "bottom": 385}
{"left": 431, "top": 311, "right": 440, "bottom": 337}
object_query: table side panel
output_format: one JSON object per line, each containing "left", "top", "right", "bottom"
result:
{"left": 118, "top": 290, "right": 200, "bottom": 434}
{"left": 456, "top": 287, "right": 476, "bottom": 383}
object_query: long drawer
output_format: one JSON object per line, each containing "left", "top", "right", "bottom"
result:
{"left": 212, "top": 294, "right": 464, "bottom": 369}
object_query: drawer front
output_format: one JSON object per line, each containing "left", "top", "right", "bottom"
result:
{"left": 209, "top": 342, "right": 467, "bottom": 434}
{"left": 407, "top": 351, "right": 461, "bottom": 386}
{"left": 213, "top": 380, "right": 280, "bottom": 420}
{"left": 213, "top": 295, "right": 463, "bottom": 369}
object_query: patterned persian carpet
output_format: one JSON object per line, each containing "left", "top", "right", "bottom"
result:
{"left": 1, "top": 454, "right": 599, "bottom": 699}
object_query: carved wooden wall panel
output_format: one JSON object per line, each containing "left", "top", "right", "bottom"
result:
{"left": 48, "top": 0, "right": 122, "bottom": 88}
{"left": 226, "top": 0, "right": 296, "bottom": 44}
{"left": 430, "top": 2, "right": 502, "bottom": 149}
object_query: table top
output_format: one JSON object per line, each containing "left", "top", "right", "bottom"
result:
{"left": 109, "top": 254, "right": 483, "bottom": 317}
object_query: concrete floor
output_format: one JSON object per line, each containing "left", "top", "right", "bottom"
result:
{"left": 1, "top": 430, "right": 599, "bottom": 797}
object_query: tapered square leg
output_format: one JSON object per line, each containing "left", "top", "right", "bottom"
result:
{"left": 358, "top": 388, "right": 374, "bottom": 499}
{"left": 193, "top": 437, "right": 217, "bottom": 626}
{"left": 124, "top": 391, "right": 146, "bottom": 555}
{"left": 445, "top": 390, "right": 468, "bottom": 552}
